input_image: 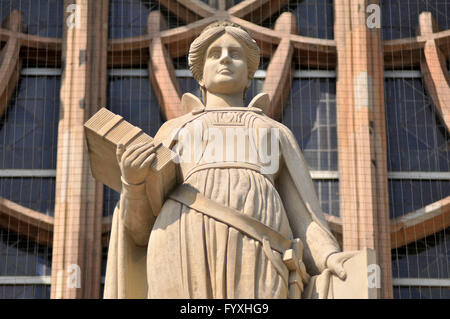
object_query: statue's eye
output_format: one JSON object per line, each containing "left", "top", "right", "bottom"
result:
{"left": 209, "top": 49, "right": 220, "bottom": 59}
{"left": 230, "top": 50, "right": 241, "bottom": 59}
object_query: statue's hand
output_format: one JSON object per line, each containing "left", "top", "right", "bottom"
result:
{"left": 116, "top": 142, "right": 157, "bottom": 185}
{"left": 326, "top": 251, "right": 359, "bottom": 280}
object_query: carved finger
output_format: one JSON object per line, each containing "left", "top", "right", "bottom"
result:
{"left": 140, "top": 153, "right": 156, "bottom": 169}
{"left": 116, "top": 143, "right": 125, "bottom": 164}
{"left": 123, "top": 142, "right": 152, "bottom": 166}
{"left": 132, "top": 147, "right": 157, "bottom": 167}
{"left": 332, "top": 262, "right": 346, "bottom": 280}
{"left": 122, "top": 142, "right": 148, "bottom": 161}
{"left": 131, "top": 143, "right": 155, "bottom": 162}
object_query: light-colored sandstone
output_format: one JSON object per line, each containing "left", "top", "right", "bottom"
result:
{"left": 95, "top": 21, "right": 375, "bottom": 299}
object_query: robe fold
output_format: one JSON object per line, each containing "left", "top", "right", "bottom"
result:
{"left": 104, "top": 96, "right": 340, "bottom": 299}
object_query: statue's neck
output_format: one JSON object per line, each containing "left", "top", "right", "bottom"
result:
{"left": 204, "top": 91, "right": 245, "bottom": 108}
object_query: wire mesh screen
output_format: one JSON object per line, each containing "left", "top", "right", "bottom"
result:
{"left": 0, "top": 0, "right": 448, "bottom": 299}
{"left": 0, "top": 0, "right": 62, "bottom": 298}
{"left": 381, "top": 0, "right": 450, "bottom": 298}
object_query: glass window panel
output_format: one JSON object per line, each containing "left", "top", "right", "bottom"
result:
{"left": 245, "top": 79, "right": 264, "bottom": 106}
{"left": 313, "top": 180, "right": 339, "bottom": 217}
{"left": 0, "top": 285, "right": 50, "bottom": 299}
{"left": 385, "top": 78, "right": 449, "bottom": 172}
{"left": 109, "top": 0, "right": 184, "bottom": 39}
{"left": 0, "top": 178, "right": 55, "bottom": 215}
{"left": 381, "top": 0, "right": 450, "bottom": 40}
{"left": 103, "top": 185, "right": 120, "bottom": 217}
{"left": 101, "top": 246, "right": 108, "bottom": 277}
{"left": 281, "top": 78, "right": 337, "bottom": 170}
{"left": 107, "top": 76, "right": 164, "bottom": 137}
{"left": 178, "top": 77, "right": 202, "bottom": 101}
{"left": 262, "top": 0, "right": 334, "bottom": 39}
{"left": 0, "top": 227, "right": 52, "bottom": 276}
{"left": 392, "top": 228, "right": 449, "bottom": 280}
{"left": 173, "top": 56, "right": 190, "bottom": 70}
{"left": 0, "top": 0, "right": 63, "bottom": 38}
{"left": 0, "top": 77, "right": 60, "bottom": 170}
{"left": 394, "top": 286, "right": 450, "bottom": 299}
{"left": 388, "top": 180, "right": 450, "bottom": 219}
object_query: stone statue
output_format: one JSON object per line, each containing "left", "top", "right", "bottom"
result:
{"left": 103, "top": 21, "right": 364, "bottom": 299}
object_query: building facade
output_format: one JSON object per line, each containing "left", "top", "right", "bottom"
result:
{"left": 0, "top": 0, "right": 448, "bottom": 299}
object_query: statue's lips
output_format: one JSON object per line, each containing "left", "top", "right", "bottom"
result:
{"left": 217, "top": 68, "right": 232, "bottom": 75}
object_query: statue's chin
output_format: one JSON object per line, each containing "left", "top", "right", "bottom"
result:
{"left": 206, "top": 83, "right": 246, "bottom": 95}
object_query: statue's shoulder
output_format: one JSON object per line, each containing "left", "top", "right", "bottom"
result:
{"left": 248, "top": 93, "right": 294, "bottom": 136}
{"left": 154, "top": 106, "right": 201, "bottom": 144}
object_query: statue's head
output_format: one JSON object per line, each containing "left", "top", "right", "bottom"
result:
{"left": 188, "top": 21, "right": 260, "bottom": 103}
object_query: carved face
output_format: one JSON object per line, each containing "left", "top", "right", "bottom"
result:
{"left": 201, "top": 33, "right": 249, "bottom": 96}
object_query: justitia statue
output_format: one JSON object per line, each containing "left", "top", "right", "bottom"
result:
{"left": 102, "top": 21, "right": 364, "bottom": 299}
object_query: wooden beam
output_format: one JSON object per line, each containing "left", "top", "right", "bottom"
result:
{"left": 51, "top": 0, "right": 108, "bottom": 299}
{"left": 108, "top": 15, "right": 219, "bottom": 54}
{"left": 228, "top": 0, "right": 289, "bottom": 24}
{"left": 108, "top": 14, "right": 336, "bottom": 62}
{"left": 319, "top": 196, "right": 450, "bottom": 250}
{"left": 148, "top": 11, "right": 183, "bottom": 120}
{"left": 324, "top": 213, "right": 342, "bottom": 234}
{"left": 0, "top": 29, "right": 61, "bottom": 51}
{"left": 0, "top": 197, "right": 53, "bottom": 247}
{"left": 418, "top": 12, "right": 450, "bottom": 133}
{"left": 391, "top": 197, "right": 450, "bottom": 249}
{"left": 0, "top": 11, "right": 23, "bottom": 118}
{"left": 230, "top": 15, "right": 336, "bottom": 58}
{"left": 177, "top": 0, "right": 217, "bottom": 17}
{"left": 334, "top": 0, "right": 392, "bottom": 298}
{"left": 309, "top": 196, "right": 450, "bottom": 250}
{"left": 382, "top": 29, "right": 450, "bottom": 68}
{"left": 158, "top": 0, "right": 206, "bottom": 24}
{"left": 383, "top": 37, "right": 425, "bottom": 55}
{"left": 263, "top": 12, "right": 296, "bottom": 120}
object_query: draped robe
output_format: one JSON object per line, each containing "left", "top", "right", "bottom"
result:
{"left": 104, "top": 97, "right": 340, "bottom": 299}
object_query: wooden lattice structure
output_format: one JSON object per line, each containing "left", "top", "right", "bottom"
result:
{"left": 0, "top": 0, "right": 449, "bottom": 299}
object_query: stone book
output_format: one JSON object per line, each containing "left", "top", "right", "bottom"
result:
{"left": 84, "top": 107, "right": 177, "bottom": 215}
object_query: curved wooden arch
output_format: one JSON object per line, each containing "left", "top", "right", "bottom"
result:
{"left": 158, "top": 0, "right": 213, "bottom": 23}
{"left": 383, "top": 25, "right": 450, "bottom": 68}
{"left": 228, "top": 0, "right": 290, "bottom": 24}
{"left": 0, "top": 10, "right": 23, "bottom": 118}
{"left": 323, "top": 194, "right": 450, "bottom": 250}
{"left": 262, "top": 12, "right": 297, "bottom": 120}
{"left": 418, "top": 12, "right": 450, "bottom": 133}
{"left": 148, "top": 11, "right": 183, "bottom": 120}
{"left": 391, "top": 196, "right": 450, "bottom": 250}
{"left": 0, "top": 10, "right": 64, "bottom": 251}
{"left": 0, "top": 197, "right": 54, "bottom": 247}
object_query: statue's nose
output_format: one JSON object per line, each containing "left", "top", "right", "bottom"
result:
{"left": 219, "top": 50, "right": 232, "bottom": 64}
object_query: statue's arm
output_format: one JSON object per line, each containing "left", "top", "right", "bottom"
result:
{"left": 119, "top": 177, "right": 156, "bottom": 246}
{"left": 276, "top": 165, "right": 339, "bottom": 273}
{"left": 117, "top": 117, "right": 183, "bottom": 246}
{"left": 116, "top": 141, "right": 159, "bottom": 246}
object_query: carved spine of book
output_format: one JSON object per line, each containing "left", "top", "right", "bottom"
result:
{"left": 84, "top": 107, "right": 177, "bottom": 215}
